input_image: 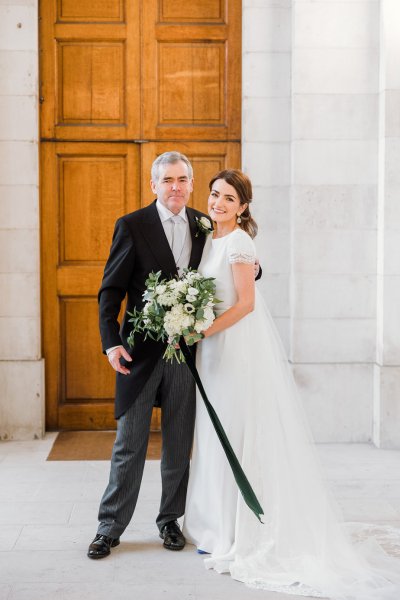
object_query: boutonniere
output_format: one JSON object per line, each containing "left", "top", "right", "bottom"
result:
{"left": 195, "top": 216, "right": 213, "bottom": 238}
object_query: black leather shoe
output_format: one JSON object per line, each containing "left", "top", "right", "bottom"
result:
{"left": 159, "top": 520, "right": 185, "bottom": 551}
{"left": 87, "top": 534, "right": 120, "bottom": 559}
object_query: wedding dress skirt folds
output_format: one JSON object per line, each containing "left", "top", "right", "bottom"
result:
{"left": 183, "top": 230, "right": 400, "bottom": 599}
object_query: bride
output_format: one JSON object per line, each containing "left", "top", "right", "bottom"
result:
{"left": 183, "top": 169, "right": 400, "bottom": 599}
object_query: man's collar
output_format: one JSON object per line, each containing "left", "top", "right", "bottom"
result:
{"left": 156, "top": 199, "right": 187, "bottom": 222}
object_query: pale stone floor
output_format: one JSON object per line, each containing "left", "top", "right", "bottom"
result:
{"left": 1, "top": 434, "right": 400, "bottom": 600}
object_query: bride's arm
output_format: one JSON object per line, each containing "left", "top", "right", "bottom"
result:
{"left": 202, "top": 263, "right": 255, "bottom": 338}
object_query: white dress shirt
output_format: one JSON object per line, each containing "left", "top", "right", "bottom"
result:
{"left": 156, "top": 200, "right": 187, "bottom": 246}
{"left": 155, "top": 200, "right": 191, "bottom": 273}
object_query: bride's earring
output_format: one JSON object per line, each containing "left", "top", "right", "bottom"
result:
{"left": 237, "top": 214, "right": 242, "bottom": 224}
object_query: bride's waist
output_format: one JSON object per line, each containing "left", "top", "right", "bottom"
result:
{"left": 214, "top": 305, "right": 232, "bottom": 314}
{"left": 214, "top": 301, "right": 260, "bottom": 317}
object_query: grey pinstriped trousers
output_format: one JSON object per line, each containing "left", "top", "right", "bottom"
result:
{"left": 97, "top": 357, "right": 196, "bottom": 538}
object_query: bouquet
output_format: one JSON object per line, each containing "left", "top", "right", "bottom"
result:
{"left": 127, "top": 269, "right": 221, "bottom": 362}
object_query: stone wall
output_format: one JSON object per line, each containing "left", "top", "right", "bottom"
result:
{"left": 375, "top": 0, "right": 400, "bottom": 447}
{"left": 243, "top": 0, "right": 292, "bottom": 352}
{"left": 0, "top": 0, "right": 44, "bottom": 440}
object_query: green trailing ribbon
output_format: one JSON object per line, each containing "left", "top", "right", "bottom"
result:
{"left": 179, "top": 337, "right": 264, "bottom": 523}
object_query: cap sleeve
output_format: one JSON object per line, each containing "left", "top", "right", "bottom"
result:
{"left": 227, "top": 230, "right": 256, "bottom": 265}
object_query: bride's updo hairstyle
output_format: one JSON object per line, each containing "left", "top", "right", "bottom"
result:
{"left": 209, "top": 169, "right": 258, "bottom": 239}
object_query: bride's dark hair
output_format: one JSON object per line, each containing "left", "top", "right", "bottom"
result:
{"left": 208, "top": 169, "right": 258, "bottom": 239}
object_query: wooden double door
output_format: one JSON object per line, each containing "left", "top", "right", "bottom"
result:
{"left": 40, "top": 0, "right": 241, "bottom": 430}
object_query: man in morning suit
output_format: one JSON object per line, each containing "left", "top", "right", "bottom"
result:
{"left": 87, "top": 151, "right": 208, "bottom": 558}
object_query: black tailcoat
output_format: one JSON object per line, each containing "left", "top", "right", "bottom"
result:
{"left": 98, "top": 200, "right": 208, "bottom": 418}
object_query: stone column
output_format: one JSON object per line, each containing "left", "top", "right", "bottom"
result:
{"left": 375, "top": 0, "right": 400, "bottom": 448}
{"left": 0, "top": 0, "right": 44, "bottom": 440}
{"left": 242, "top": 0, "right": 292, "bottom": 352}
{"left": 243, "top": 1, "right": 383, "bottom": 443}
{"left": 290, "top": 0, "right": 380, "bottom": 442}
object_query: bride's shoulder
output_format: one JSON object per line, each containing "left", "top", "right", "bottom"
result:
{"left": 227, "top": 229, "right": 256, "bottom": 261}
{"left": 232, "top": 228, "right": 252, "bottom": 240}
{"left": 229, "top": 228, "right": 255, "bottom": 248}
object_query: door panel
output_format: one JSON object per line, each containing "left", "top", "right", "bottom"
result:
{"left": 62, "top": 298, "right": 113, "bottom": 400}
{"left": 142, "top": 1, "right": 241, "bottom": 140}
{"left": 160, "top": 1, "right": 225, "bottom": 22}
{"left": 41, "top": 141, "right": 140, "bottom": 429}
{"left": 58, "top": 43, "right": 125, "bottom": 125}
{"left": 158, "top": 43, "right": 224, "bottom": 124}
{"left": 57, "top": 0, "right": 125, "bottom": 22}
{"left": 40, "top": 0, "right": 139, "bottom": 140}
{"left": 60, "top": 155, "right": 126, "bottom": 262}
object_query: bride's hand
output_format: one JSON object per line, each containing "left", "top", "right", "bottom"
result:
{"left": 167, "top": 336, "right": 181, "bottom": 350}
{"left": 183, "top": 332, "right": 204, "bottom": 346}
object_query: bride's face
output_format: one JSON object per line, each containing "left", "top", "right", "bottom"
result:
{"left": 208, "top": 179, "right": 246, "bottom": 228}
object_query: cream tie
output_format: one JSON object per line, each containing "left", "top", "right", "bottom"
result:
{"left": 170, "top": 215, "right": 186, "bottom": 265}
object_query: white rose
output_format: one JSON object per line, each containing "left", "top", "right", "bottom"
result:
{"left": 195, "top": 311, "right": 214, "bottom": 332}
{"left": 188, "top": 287, "right": 199, "bottom": 296}
{"left": 204, "top": 307, "right": 214, "bottom": 321}
{"left": 176, "top": 281, "right": 188, "bottom": 293}
{"left": 200, "top": 217, "right": 212, "bottom": 229}
{"left": 194, "top": 320, "right": 206, "bottom": 333}
{"left": 158, "top": 291, "right": 178, "bottom": 306}
{"left": 164, "top": 305, "right": 194, "bottom": 336}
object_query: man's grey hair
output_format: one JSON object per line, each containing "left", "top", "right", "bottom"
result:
{"left": 151, "top": 151, "right": 193, "bottom": 182}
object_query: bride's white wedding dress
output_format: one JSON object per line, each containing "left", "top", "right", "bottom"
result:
{"left": 183, "top": 229, "right": 400, "bottom": 599}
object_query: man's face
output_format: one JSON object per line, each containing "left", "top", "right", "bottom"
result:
{"left": 150, "top": 160, "right": 193, "bottom": 215}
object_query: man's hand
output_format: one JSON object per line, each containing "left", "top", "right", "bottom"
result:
{"left": 108, "top": 346, "right": 132, "bottom": 375}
